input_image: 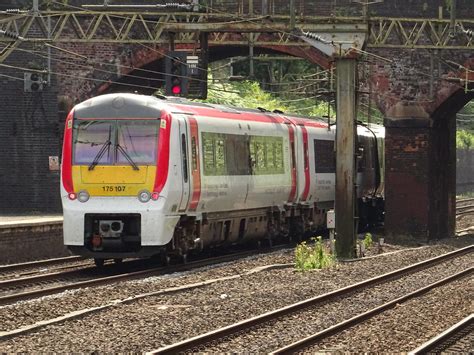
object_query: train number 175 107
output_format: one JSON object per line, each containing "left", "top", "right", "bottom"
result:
{"left": 102, "top": 185, "right": 126, "bottom": 192}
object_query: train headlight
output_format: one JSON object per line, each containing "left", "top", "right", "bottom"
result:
{"left": 68, "top": 192, "right": 77, "bottom": 200}
{"left": 77, "top": 190, "right": 90, "bottom": 203}
{"left": 138, "top": 190, "right": 151, "bottom": 203}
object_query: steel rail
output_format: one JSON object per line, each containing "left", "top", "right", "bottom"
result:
{"left": 0, "top": 249, "right": 269, "bottom": 306}
{"left": 408, "top": 314, "right": 473, "bottom": 354}
{"left": 456, "top": 197, "right": 474, "bottom": 204}
{"left": 0, "top": 255, "right": 83, "bottom": 273}
{"left": 456, "top": 204, "right": 474, "bottom": 212}
{"left": 147, "top": 245, "right": 473, "bottom": 354}
{"left": 272, "top": 268, "right": 473, "bottom": 354}
{"left": 0, "top": 264, "right": 106, "bottom": 289}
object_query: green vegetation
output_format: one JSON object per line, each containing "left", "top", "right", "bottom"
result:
{"left": 457, "top": 101, "right": 474, "bottom": 149}
{"left": 362, "top": 233, "right": 373, "bottom": 249}
{"left": 456, "top": 130, "right": 474, "bottom": 149}
{"left": 194, "top": 59, "right": 470, "bottom": 131}
{"left": 295, "top": 236, "right": 336, "bottom": 271}
{"left": 204, "top": 79, "right": 336, "bottom": 119}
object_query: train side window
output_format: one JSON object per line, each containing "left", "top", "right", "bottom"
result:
{"left": 181, "top": 133, "right": 188, "bottom": 182}
{"left": 227, "top": 134, "right": 250, "bottom": 175}
{"left": 202, "top": 132, "right": 227, "bottom": 176}
{"left": 249, "top": 136, "right": 284, "bottom": 175}
{"left": 314, "top": 139, "right": 335, "bottom": 173}
{"left": 202, "top": 133, "right": 215, "bottom": 175}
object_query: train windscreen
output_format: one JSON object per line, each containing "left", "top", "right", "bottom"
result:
{"left": 73, "top": 120, "right": 159, "bottom": 166}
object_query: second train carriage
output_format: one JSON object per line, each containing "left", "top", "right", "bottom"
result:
{"left": 61, "top": 93, "right": 384, "bottom": 264}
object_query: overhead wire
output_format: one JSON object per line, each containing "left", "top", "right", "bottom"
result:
{"left": 4, "top": 1, "right": 468, "bottom": 108}
{"left": 0, "top": 72, "right": 24, "bottom": 81}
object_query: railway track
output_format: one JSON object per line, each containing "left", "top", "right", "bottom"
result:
{"left": 456, "top": 204, "right": 474, "bottom": 217}
{"left": 409, "top": 314, "right": 474, "bottom": 354}
{"left": 147, "top": 245, "right": 473, "bottom": 354}
{"left": 0, "top": 248, "right": 280, "bottom": 306}
{"left": 0, "top": 256, "right": 86, "bottom": 275}
{"left": 456, "top": 197, "right": 474, "bottom": 205}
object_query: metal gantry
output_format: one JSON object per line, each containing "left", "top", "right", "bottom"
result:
{"left": 1, "top": 9, "right": 473, "bottom": 62}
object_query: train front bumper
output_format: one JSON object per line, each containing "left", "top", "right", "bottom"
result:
{"left": 62, "top": 196, "right": 179, "bottom": 250}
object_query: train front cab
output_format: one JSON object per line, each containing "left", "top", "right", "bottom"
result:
{"left": 61, "top": 94, "right": 177, "bottom": 263}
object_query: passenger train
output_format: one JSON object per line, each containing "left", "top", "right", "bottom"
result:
{"left": 61, "top": 93, "right": 384, "bottom": 266}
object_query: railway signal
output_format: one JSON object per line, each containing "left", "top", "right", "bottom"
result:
{"left": 24, "top": 72, "right": 44, "bottom": 92}
{"left": 165, "top": 51, "right": 188, "bottom": 97}
{"left": 164, "top": 50, "right": 208, "bottom": 99}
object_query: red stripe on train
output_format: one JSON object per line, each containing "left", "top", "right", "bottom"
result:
{"left": 169, "top": 104, "right": 327, "bottom": 129}
{"left": 153, "top": 112, "right": 172, "bottom": 194}
{"left": 61, "top": 110, "right": 74, "bottom": 194}
{"left": 300, "top": 125, "right": 310, "bottom": 201}
{"left": 287, "top": 124, "right": 297, "bottom": 203}
{"left": 188, "top": 117, "right": 201, "bottom": 211}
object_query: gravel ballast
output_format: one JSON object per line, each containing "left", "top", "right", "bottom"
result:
{"left": 1, "top": 236, "right": 472, "bottom": 352}
{"left": 310, "top": 276, "right": 473, "bottom": 353}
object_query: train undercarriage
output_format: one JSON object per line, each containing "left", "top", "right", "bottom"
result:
{"left": 72, "top": 197, "right": 383, "bottom": 267}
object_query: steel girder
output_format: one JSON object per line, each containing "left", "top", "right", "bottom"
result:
{"left": 0, "top": 11, "right": 472, "bottom": 63}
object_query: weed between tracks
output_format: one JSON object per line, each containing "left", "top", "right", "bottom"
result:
{"left": 295, "top": 236, "right": 336, "bottom": 271}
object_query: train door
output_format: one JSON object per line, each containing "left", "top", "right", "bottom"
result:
{"left": 178, "top": 117, "right": 191, "bottom": 212}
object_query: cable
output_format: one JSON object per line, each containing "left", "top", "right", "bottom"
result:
{"left": 0, "top": 72, "right": 24, "bottom": 81}
{"left": 4, "top": 6, "right": 462, "bottom": 107}
{"left": 14, "top": 46, "right": 165, "bottom": 84}
{"left": 11, "top": 44, "right": 331, "bottom": 95}
{"left": 0, "top": 61, "right": 159, "bottom": 91}
{"left": 0, "top": 60, "right": 252, "bottom": 96}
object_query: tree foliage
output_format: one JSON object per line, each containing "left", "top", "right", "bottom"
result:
{"left": 203, "top": 78, "right": 336, "bottom": 120}
{"left": 457, "top": 130, "right": 474, "bottom": 149}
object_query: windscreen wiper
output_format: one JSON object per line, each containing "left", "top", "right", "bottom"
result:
{"left": 116, "top": 144, "right": 140, "bottom": 171}
{"left": 88, "top": 140, "right": 111, "bottom": 171}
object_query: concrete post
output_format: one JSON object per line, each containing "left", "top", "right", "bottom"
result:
{"left": 335, "top": 58, "right": 357, "bottom": 258}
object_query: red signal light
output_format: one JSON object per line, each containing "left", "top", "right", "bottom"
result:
{"left": 172, "top": 85, "right": 181, "bottom": 95}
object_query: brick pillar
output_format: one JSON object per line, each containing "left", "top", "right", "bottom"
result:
{"left": 385, "top": 122, "right": 431, "bottom": 241}
{"left": 430, "top": 112, "right": 456, "bottom": 239}
{"left": 384, "top": 103, "right": 456, "bottom": 242}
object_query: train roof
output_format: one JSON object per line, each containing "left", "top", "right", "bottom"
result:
{"left": 74, "top": 93, "right": 161, "bottom": 119}
{"left": 72, "top": 93, "right": 383, "bottom": 135}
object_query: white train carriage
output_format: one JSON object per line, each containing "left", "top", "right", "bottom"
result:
{"left": 61, "top": 93, "right": 384, "bottom": 264}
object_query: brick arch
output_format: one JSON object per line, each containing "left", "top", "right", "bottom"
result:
{"left": 370, "top": 52, "right": 474, "bottom": 119}
{"left": 73, "top": 43, "right": 331, "bottom": 101}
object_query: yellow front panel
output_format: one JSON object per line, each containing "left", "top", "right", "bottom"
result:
{"left": 72, "top": 166, "right": 156, "bottom": 196}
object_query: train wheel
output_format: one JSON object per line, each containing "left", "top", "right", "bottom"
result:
{"left": 113, "top": 258, "right": 123, "bottom": 265}
{"left": 94, "top": 258, "right": 105, "bottom": 268}
{"left": 267, "top": 235, "right": 273, "bottom": 248}
{"left": 158, "top": 249, "right": 171, "bottom": 266}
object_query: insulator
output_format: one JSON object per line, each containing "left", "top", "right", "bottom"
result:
{"left": 157, "top": 3, "right": 192, "bottom": 9}
{"left": 303, "top": 31, "right": 332, "bottom": 44}
{"left": 6, "top": 8, "right": 22, "bottom": 13}
{"left": 456, "top": 24, "right": 473, "bottom": 39}
{"left": 0, "top": 29, "right": 22, "bottom": 40}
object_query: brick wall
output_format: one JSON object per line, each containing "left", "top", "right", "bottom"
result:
{"left": 0, "top": 44, "right": 62, "bottom": 214}
{"left": 0, "top": 224, "right": 68, "bottom": 264}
